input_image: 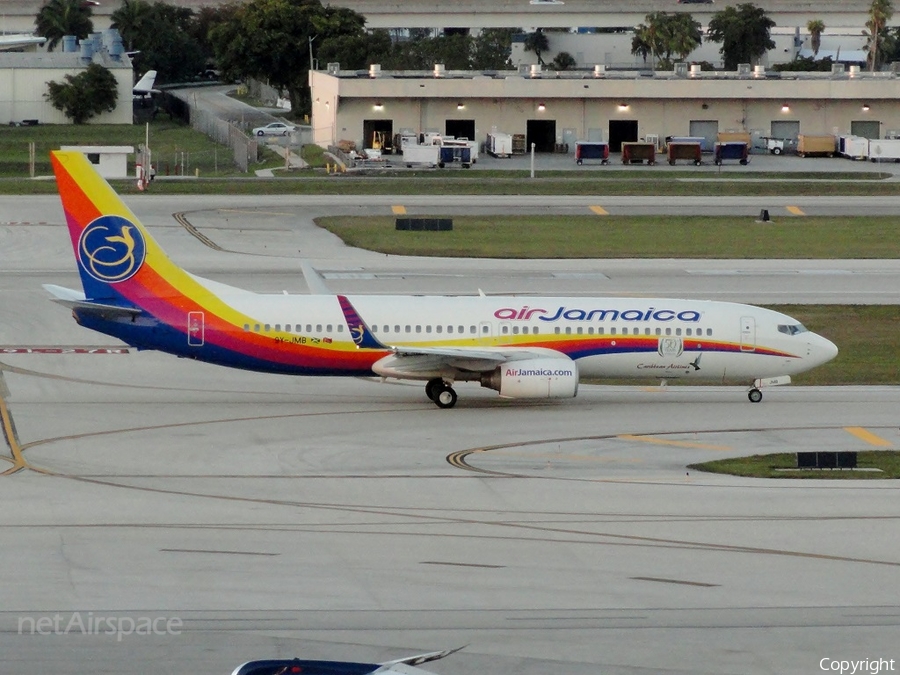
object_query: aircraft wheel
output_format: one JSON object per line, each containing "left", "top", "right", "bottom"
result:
{"left": 425, "top": 378, "right": 443, "bottom": 401}
{"left": 434, "top": 385, "right": 458, "bottom": 409}
{"left": 748, "top": 388, "right": 763, "bottom": 403}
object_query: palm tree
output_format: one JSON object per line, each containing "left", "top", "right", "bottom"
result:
{"left": 866, "top": 0, "right": 894, "bottom": 71}
{"left": 807, "top": 19, "right": 825, "bottom": 57}
{"left": 524, "top": 29, "right": 549, "bottom": 65}
{"left": 34, "top": 0, "right": 94, "bottom": 51}
{"left": 110, "top": 0, "right": 152, "bottom": 52}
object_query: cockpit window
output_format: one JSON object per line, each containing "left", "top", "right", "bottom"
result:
{"left": 778, "top": 323, "right": 808, "bottom": 335}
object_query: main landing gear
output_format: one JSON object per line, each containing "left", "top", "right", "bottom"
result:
{"left": 425, "top": 378, "right": 458, "bottom": 409}
{"left": 748, "top": 388, "right": 763, "bottom": 403}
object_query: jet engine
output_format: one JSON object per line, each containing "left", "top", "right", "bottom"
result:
{"left": 480, "top": 357, "right": 579, "bottom": 399}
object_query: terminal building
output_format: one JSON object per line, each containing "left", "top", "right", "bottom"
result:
{"left": 310, "top": 63, "right": 899, "bottom": 154}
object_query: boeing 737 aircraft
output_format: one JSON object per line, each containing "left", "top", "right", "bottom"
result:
{"left": 46, "top": 150, "right": 838, "bottom": 408}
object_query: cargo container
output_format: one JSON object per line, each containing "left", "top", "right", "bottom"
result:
{"left": 439, "top": 145, "right": 472, "bottom": 168}
{"left": 575, "top": 141, "right": 610, "bottom": 165}
{"left": 512, "top": 134, "right": 527, "bottom": 154}
{"left": 443, "top": 137, "right": 479, "bottom": 163}
{"left": 667, "top": 135, "right": 708, "bottom": 152}
{"left": 667, "top": 142, "right": 702, "bottom": 165}
{"left": 868, "top": 138, "right": 900, "bottom": 162}
{"left": 621, "top": 142, "right": 656, "bottom": 164}
{"left": 401, "top": 144, "right": 440, "bottom": 168}
{"left": 485, "top": 132, "right": 512, "bottom": 158}
{"left": 839, "top": 135, "right": 869, "bottom": 160}
{"left": 797, "top": 135, "right": 835, "bottom": 157}
{"left": 714, "top": 141, "right": 749, "bottom": 165}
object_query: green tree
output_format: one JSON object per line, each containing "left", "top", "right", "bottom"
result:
{"left": 45, "top": 63, "right": 119, "bottom": 123}
{"left": 632, "top": 12, "right": 702, "bottom": 69}
{"left": 865, "top": 0, "right": 894, "bottom": 70}
{"left": 34, "top": 0, "right": 94, "bottom": 51}
{"left": 109, "top": 0, "right": 151, "bottom": 51}
{"left": 550, "top": 50, "right": 577, "bottom": 70}
{"left": 209, "top": 0, "right": 367, "bottom": 116}
{"left": 807, "top": 19, "right": 825, "bottom": 57}
{"left": 317, "top": 29, "right": 393, "bottom": 70}
{"left": 707, "top": 3, "right": 776, "bottom": 70}
{"left": 470, "top": 28, "right": 515, "bottom": 70}
{"left": 523, "top": 28, "right": 549, "bottom": 65}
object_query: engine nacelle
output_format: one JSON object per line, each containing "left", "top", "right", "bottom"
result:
{"left": 480, "top": 357, "right": 579, "bottom": 399}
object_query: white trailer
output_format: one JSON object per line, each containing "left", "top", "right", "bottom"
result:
{"left": 401, "top": 144, "right": 440, "bottom": 168}
{"left": 868, "top": 138, "right": 900, "bottom": 162}
{"left": 839, "top": 135, "right": 869, "bottom": 160}
{"left": 486, "top": 132, "right": 513, "bottom": 158}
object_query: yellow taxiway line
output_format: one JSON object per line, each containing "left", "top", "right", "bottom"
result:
{"left": 844, "top": 427, "right": 894, "bottom": 447}
{"left": 618, "top": 434, "right": 731, "bottom": 452}
{"left": 392, "top": 205, "right": 407, "bottom": 215}
{"left": 786, "top": 205, "right": 806, "bottom": 216}
{"left": 589, "top": 205, "right": 609, "bottom": 215}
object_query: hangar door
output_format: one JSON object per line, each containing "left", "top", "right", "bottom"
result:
{"left": 608, "top": 120, "right": 638, "bottom": 152}
{"left": 850, "top": 120, "right": 881, "bottom": 139}
{"left": 689, "top": 120, "right": 719, "bottom": 152}
{"left": 446, "top": 119, "right": 476, "bottom": 140}
{"left": 526, "top": 120, "right": 557, "bottom": 152}
{"left": 770, "top": 120, "right": 800, "bottom": 142}
{"left": 362, "top": 119, "right": 393, "bottom": 152}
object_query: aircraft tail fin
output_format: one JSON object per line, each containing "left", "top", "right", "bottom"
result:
{"left": 133, "top": 69, "right": 157, "bottom": 94}
{"left": 51, "top": 150, "right": 182, "bottom": 305}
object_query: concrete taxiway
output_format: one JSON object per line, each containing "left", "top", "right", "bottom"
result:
{"left": 1, "top": 195, "right": 899, "bottom": 675}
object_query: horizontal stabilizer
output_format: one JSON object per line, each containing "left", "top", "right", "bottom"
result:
{"left": 43, "top": 284, "right": 141, "bottom": 319}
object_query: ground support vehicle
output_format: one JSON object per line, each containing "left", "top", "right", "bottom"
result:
{"left": 575, "top": 141, "right": 610, "bottom": 165}
{"left": 666, "top": 142, "right": 702, "bottom": 165}
{"left": 621, "top": 142, "right": 656, "bottom": 164}
{"left": 714, "top": 141, "right": 749, "bottom": 165}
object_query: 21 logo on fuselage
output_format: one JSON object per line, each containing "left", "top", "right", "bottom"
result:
{"left": 78, "top": 215, "right": 146, "bottom": 283}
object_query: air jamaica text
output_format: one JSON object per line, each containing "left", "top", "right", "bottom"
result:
{"left": 493, "top": 306, "right": 702, "bottom": 322}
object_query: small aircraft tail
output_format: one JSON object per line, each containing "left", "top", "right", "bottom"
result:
{"left": 132, "top": 69, "right": 158, "bottom": 95}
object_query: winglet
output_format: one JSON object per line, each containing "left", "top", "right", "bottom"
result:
{"left": 300, "top": 260, "right": 331, "bottom": 295}
{"left": 337, "top": 295, "right": 388, "bottom": 350}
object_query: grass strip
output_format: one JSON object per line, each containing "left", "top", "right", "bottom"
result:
{"left": 689, "top": 451, "right": 900, "bottom": 479}
{"left": 317, "top": 215, "right": 900, "bottom": 258}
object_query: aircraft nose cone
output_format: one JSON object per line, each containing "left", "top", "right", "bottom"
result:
{"left": 814, "top": 334, "right": 839, "bottom": 365}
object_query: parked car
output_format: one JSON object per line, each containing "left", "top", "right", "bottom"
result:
{"left": 252, "top": 122, "right": 295, "bottom": 137}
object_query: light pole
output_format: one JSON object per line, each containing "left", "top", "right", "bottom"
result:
{"left": 308, "top": 34, "right": 318, "bottom": 72}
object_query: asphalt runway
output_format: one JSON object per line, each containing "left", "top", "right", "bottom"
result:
{"left": 1, "top": 195, "right": 899, "bottom": 675}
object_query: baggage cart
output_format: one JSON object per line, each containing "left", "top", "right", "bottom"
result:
{"left": 839, "top": 135, "right": 869, "bottom": 160}
{"left": 667, "top": 135, "right": 708, "bottom": 152}
{"left": 574, "top": 141, "right": 610, "bottom": 165}
{"left": 439, "top": 145, "right": 471, "bottom": 168}
{"left": 621, "top": 142, "right": 656, "bottom": 165}
{"left": 401, "top": 144, "right": 439, "bottom": 168}
{"left": 512, "top": 134, "right": 527, "bottom": 154}
{"left": 714, "top": 141, "right": 749, "bottom": 165}
{"left": 868, "top": 138, "right": 900, "bottom": 162}
{"left": 797, "top": 134, "right": 835, "bottom": 157}
{"left": 666, "top": 142, "right": 702, "bottom": 165}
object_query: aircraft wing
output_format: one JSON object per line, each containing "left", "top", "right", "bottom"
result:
{"left": 44, "top": 284, "right": 142, "bottom": 319}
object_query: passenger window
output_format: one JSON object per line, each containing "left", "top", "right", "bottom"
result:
{"left": 645, "top": 327, "right": 651, "bottom": 335}
{"left": 480, "top": 325, "right": 487, "bottom": 333}
{"left": 576, "top": 327, "right": 583, "bottom": 335}
{"left": 459, "top": 326, "right": 465, "bottom": 333}
{"left": 316, "top": 324, "right": 322, "bottom": 332}
{"left": 447, "top": 325, "right": 453, "bottom": 334}
{"left": 611, "top": 327, "right": 616, "bottom": 335}
{"left": 501, "top": 325, "right": 509, "bottom": 335}
{"left": 436, "top": 325, "right": 442, "bottom": 334}
{"left": 306, "top": 324, "right": 312, "bottom": 333}
{"left": 275, "top": 324, "right": 281, "bottom": 331}
{"left": 405, "top": 326, "right": 411, "bottom": 333}
{"left": 426, "top": 326, "right": 432, "bottom": 334}
{"left": 394, "top": 325, "right": 400, "bottom": 333}
{"left": 565, "top": 327, "right": 572, "bottom": 335}
{"left": 706, "top": 328, "right": 712, "bottom": 336}
{"left": 655, "top": 328, "right": 661, "bottom": 335}
{"left": 284, "top": 324, "right": 291, "bottom": 333}
{"left": 382, "top": 325, "right": 388, "bottom": 333}
{"left": 337, "top": 325, "right": 344, "bottom": 332}
{"left": 686, "top": 328, "right": 692, "bottom": 336}
{"left": 327, "top": 324, "right": 333, "bottom": 332}
{"left": 522, "top": 326, "right": 529, "bottom": 334}
{"left": 264, "top": 324, "right": 271, "bottom": 332}
{"left": 243, "top": 324, "right": 250, "bottom": 332}
{"left": 676, "top": 328, "right": 682, "bottom": 336}
{"left": 533, "top": 326, "right": 539, "bottom": 334}
{"left": 372, "top": 325, "right": 378, "bottom": 333}
{"left": 416, "top": 325, "right": 422, "bottom": 333}
{"left": 296, "top": 325, "right": 302, "bottom": 332}
{"left": 665, "top": 327, "right": 671, "bottom": 336}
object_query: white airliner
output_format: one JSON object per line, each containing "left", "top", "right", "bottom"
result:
{"left": 46, "top": 150, "right": 838, "bottom": 408}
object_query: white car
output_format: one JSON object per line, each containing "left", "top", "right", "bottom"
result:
{"left": 252, "top": 122, "right": 295, "bottom": 137}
